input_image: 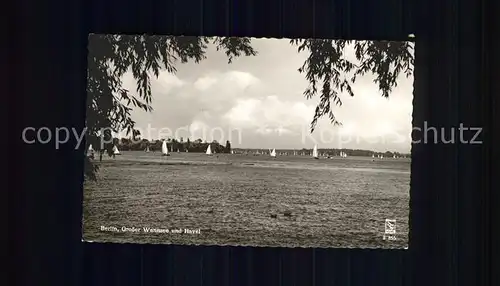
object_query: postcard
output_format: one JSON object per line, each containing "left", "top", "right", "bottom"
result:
{"left": 82, "top": 35, "right": 413, "bottom": 248}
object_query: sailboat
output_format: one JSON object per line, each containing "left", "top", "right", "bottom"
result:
{"left": 372, "top": 154, "right": 375, "bottom": 158}
{"left": 312, "top": 145, "right": 319, "bottom": 159}
{"left": 270, "top": 148, "right": 276, "bottom": 158}
{"left": 161, "top": 140, "right": 170, "bottom": 156}
{"left": 145, "top": 146, "right": 150, "bottom": 153}
{"left": 87, "top": 144, "right": 94, "bottom": 158}
{"left": 87, "top": 144, "right": 94, "bottom": 155}
{"left": 231, "top": 150, "right": 234, "bottom": 154}
{"left": 206, "top": 145, "right": 212, "bottom": 155}
{"left": 112, "top": 145, "right": 121, "bottom": 155}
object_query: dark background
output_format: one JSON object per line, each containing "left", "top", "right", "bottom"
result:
{"left": 11, "top": 0, "right": 496, "bottom": 285}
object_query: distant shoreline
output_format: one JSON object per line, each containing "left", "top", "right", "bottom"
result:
{"left": 109, "top": 149, "right": 412, "bottom": 158}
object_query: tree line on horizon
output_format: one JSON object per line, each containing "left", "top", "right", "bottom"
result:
{"left": 113, "top": 136, "right": 409, "bottom": 158}
{"left": 116, "top": 137, "right": 232, "bottom": 154}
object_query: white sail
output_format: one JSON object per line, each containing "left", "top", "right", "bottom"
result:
{"left": 231, "top": 150, "right": 234, "bottom": 154}
{"left": 206, "top": 145, "right": 212, "bottom": 155}
{"left": 161, "top": 141, "right": 169, "bottom": 155}
{"left": 372, "top": 154, "right": 375, "bottom": 158}
{"left": 270, "top": 148, "right": 276, "bottom": 157}
{"left": 312, "top": 145, "right": 319, "bottom": 158}
{"left": 112, "top": 145, "right": 120, "bottom": 155}
{"left": 88, "top": 144, "right": 93, "bottom": 152}
{"left": 145, "top": 146, "right": 150, "bottom": 152}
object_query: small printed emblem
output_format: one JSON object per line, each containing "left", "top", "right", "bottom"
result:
{"left": 385, "top": 219, "right": 396, "bottom": 234}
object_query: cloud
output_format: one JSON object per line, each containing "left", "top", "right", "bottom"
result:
{"left": 193, "top": 71, "right": 260, "bottom": 92}
{"left": 193, "top": 76, "right": 217, "bottom": 91}
{"left": 155, "top": 72, "right": 185, "bottom": 89}
{"left": 223, "top": 98, "right": 261, "bottom": 126}
{"left": 224, "top": 71, "right": 260, "bottom": 89}
{"left": 223, "top": 95, "right": 315, "bottom": 134}
{"left": 122, "top": 71, "right": 185, "bottom": 94}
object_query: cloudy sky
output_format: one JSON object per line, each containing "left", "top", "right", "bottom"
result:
{"left": 120, "top": 38, "right": 414, "bottom": 153}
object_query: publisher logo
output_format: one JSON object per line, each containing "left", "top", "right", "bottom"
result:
{"left": 385, "top": 219, "right": 396, "bottom": 234}
{"left": 383, "top": 219, "right": 397, "bottom": 241}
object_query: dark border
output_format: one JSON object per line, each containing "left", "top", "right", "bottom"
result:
{"left": 11, "top": 0, "right": 493, "bottom": 285}
{"left": 488, "top": 0, "right": 499, "bottom": 284}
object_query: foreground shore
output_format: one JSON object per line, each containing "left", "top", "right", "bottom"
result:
{"left": 83, "top": 152, "right": 410, "bottom": 248}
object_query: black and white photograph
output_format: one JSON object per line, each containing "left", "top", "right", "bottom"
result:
{"left": 82, "top": 35, "right": 414, "bottom": 249}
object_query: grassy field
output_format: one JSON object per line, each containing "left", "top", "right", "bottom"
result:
{"left": 82, "top": 151, "right": 410, "bottom": 248}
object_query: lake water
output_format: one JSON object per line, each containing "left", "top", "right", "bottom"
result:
{"left": 82, "top": 151, "right": 410, "bottom": 248}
